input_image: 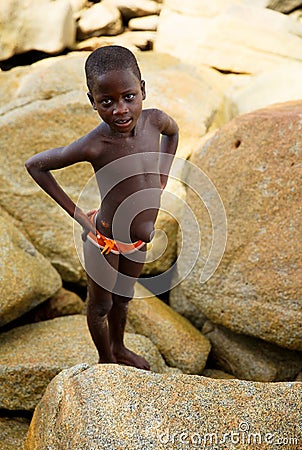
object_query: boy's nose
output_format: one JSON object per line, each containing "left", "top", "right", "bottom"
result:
{"left": 113, "top": 100, "right": 129, "bottom": 115}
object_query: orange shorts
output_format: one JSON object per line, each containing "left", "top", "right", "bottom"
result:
{"left": 87, "top": 210, "right": 145, "bottom": 255}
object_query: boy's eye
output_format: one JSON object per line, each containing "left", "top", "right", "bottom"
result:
{"left": 100, "top": 99, "right": 112, "bottom": 107}
{"left": 125, "top": 94, "right": 135, "bottom": 101}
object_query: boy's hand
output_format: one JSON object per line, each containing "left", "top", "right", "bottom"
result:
{"left": 81, "top": 228, "right": 89, "bottom": 242}
{"left": 81, "top": 210, "right": 97, "bottom": 242}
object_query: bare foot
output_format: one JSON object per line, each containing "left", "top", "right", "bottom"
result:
{"left": 98, "top": 355, "right": 117, "bottom": 364}
{"left": 113, "top": 346, "right": 150, "bottom": 370}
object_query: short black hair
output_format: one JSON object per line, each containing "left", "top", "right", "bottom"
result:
{"left": 85, "top": 45, "right": 141, "bottom": 92}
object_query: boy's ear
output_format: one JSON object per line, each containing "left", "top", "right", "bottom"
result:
{"left": 141, "top": 80, "right": 146, "bottom": 100}
{"left": 87, "top": 92, "right": 97, "bottom": 110}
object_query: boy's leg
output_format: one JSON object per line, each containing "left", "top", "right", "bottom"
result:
{"left": 83, "top": 238, "right": 119, "bottom": 363}
{"left": 108, "top": 246, "right": 150, "bottom": 370}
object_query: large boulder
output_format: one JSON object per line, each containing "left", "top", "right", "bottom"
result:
{"left": 172, "top": 101, "right": 302, "bottom": 351}
{"left": 0, "top": 51, "right": 222, "bottom": 282}
{"left": 0, "top": 315, "right": 170, "bottom": 411}
{"left": 156, "top": 1, "right": 302, "bottom": 74}
{"left": 0, "top": 210, "right": 61, "bottom": 326}
{"left": 128, "top": 284, "right": 211, "bottom": 374}
{"left": 203, "top": 321, "right": 302, "bottom": 381}
{"left": 226, "top": 63, "right": 302, "bottom": 116}
{"left": 0, "top": 416, "right": 30, "bottom": 450}
{"left": 76, "top": 2, "right": 123, "bottom": 40}
{"left": 24, "top": 364, "right": 301, "bottom": 449}
{"left": 0, "top": 0, "right": 75, "bottom": 61}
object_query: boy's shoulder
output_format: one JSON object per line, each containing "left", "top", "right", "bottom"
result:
{"left": 142, "top": 108, "right": 169, "bottom": 127}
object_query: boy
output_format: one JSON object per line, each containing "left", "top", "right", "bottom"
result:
{"left": 25, "top": 45, "right": 179, "bottom": 370}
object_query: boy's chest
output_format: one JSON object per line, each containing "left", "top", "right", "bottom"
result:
{"left": 94, "top": 128, "right": 161, "bottom": 170}
{"left": 94, "top": 132, "right": 161, "bottom": 189}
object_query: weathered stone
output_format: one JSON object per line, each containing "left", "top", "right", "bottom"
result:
{"left": 0, "top": 416, "right": 30, "bottom": 450}
{"left": 203, "top": 321, "right": 302, "bottom": 381}
{"left": 174, "top": 101, "right": 302, "bottom": 350}
{"left": 107, "top": 0, "right": 161, "bottom": 20}
{"left": 9, "top": 287, "right": 85, "bottom": 327}
{"left": 169, "top": 282, "right": 207, "bottom": 329}
{"left": 0, "top": 0, "right": 75, "bottom": 61}
{"left": 128, "top": 284, "right": 211, "bottom": 374}
{"left": 0, "top": 315, "right": 170, "bottom": 410}
{"left": 128, "top": 15, "right": 159, "bottom": 31}
{"left": 25, "top": 364, "right": 302, "bottom": 449}
{"left": 156, "top": 2, "right": 302, "bottom": 74}
{"left": 0, "top": 210, "right": 62, "bottom": 326}
{"left": 226, "top": 63, "right": 302, "bottom": 116}
{"left": 77, "top": 2, "right": 123, "bottom": 40}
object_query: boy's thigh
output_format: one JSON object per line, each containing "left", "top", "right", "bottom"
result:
{"left": 83, "top": 238, "right": 119, "bottom": 291}
{"left": 114, "top": 245, "right": 146, "bottom": 297}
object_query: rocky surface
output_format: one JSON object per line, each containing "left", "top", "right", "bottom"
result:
{"left": 172, "top": 100, "right": 302, "bottom": 351}
{"left": 3, "top": 287, "right": 85, "bottom": 331}
{"left": 0, "top": 416, "right": 30, "bottom": 450}
{"left": 203, "top": 321, "right": 302, "bottom": 382}
{"left": 76, "top": 1, "right": 123, "bottom": 40}
{"left": 1, "top": 1, "right": 302, "bottom": 447}
{"left": 0, "top": 0, "right": 75, "bottom": 61}
{"left": 0, "top": 315, "right": 171, "bottom": 411}
{"left": 128, "top": 284, "right": 211, "bottom": 374}
{"left": 156, "top": 1, "right": 302, "bottom": 74}
{"left": 24, "top": 364, "right": 302, "bottom": 449}
{"left": 225, "top": 63, "right": 302, "bottom": 116}
{"left": 0, "top": 210, "right": 62, "bottom": 326}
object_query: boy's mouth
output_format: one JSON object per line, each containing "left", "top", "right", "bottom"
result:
{"left": 114, "top": 118, "right": 132, "bottom": 128}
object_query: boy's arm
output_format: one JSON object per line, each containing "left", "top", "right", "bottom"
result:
{"left": 157, "top": 111, "right": 179, "bottom": 190}
{"left": 25, "top": 141, "right": 97, "bottom": 236}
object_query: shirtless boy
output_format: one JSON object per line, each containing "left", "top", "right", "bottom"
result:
{"left": 25, "top": 45, "right": 179, "bottom": 370}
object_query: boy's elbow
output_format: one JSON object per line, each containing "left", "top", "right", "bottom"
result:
{"left": 25, "top": 156, "right": 40, "bottom": 176}
{"left": 25, "top": 157, "right": 34, "bottom": 173}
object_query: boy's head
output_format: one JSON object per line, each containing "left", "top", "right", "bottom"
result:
{"left": 85, "top": 45, "right": 146, "bottom": 135}
{"left": 85, "top": 45, "right": 141, "bottom": 93}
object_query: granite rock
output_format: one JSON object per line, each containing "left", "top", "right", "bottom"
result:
{"left": 24, "top": 364, "right": 302, "bottom": 449}
{"left": 203, "top": 321, "right": 302, "bottom": 381}
{"left": 0, "top": 416, "right": 30, "bottom": 450}
{"left": 0, "top": 210, "right": 62, "bottom": 327}
{"left": 4, "top": 287, "right": 85, "bottom": 330}
{"left": 173, "top": 101, "right": 302, "bottom": 351}
{"left": 76, "top": 2, "right": 123, "bottom": 40}
{"left": 156, "top": 2, "right": 302, "bottom": 74}
{"left": 0, "top": 315, "right": 168, "bottom": 411}
{"left": 0, "top": 0, "right": 75, "bottom": 61}
{"left": 128, "top": 284, "right": 211, "bottom": 374}
{"left": 226, "top": 63, "right": 302, "bottom": 116}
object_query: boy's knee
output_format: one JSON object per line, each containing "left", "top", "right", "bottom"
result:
{"left": 88, "top": 294, "right": 113, "bottom": 317}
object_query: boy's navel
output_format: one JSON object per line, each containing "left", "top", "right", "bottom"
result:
{"left": 101, "top": 220, "right": 109, "bottom": 229}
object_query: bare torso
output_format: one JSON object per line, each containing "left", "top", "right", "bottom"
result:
{"left": 88, "top": 110, "right": 163, "bottom": 243}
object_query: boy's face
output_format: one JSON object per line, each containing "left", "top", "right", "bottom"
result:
{"left": 88, "top": 69, "right": 146, "bottom": 135}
